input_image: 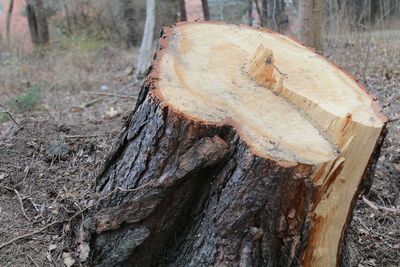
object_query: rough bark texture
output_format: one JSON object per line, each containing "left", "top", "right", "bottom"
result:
{"left": 80, "top": 23, "right": 386, "bottom": 267}
{"left": 79, "top": 28, "right": 319, "bottom": 266}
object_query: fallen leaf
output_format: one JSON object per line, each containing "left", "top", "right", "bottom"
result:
{"left": 78, "top": 242, "right": 90, "bottom": 262}
{"left": 46, "top": 251, "right": 52, "bottom": 262}
{"left": 48, "top": 244, "right": 57, "bottom": 251}
{"left": 63, "top": 252, "right": 75, "bottom": 267}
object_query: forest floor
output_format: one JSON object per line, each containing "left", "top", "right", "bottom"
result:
{"left": 0, "top": 29, "right": 399, "bottom": 266}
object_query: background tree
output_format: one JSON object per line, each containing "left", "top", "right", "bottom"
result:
{"left": 201, "top": 0, "right": 210, "bottom": 20}
{"left": 258, "top": 0, "right": 288, "bottom": 32}
{"left": 6, "top": 0, "right": 14, "bottom": 42}
{"left": 179, "top": 0, "right": 187, "bottom": 21}
{"left": 26, "top": 0, "right": 49, "bottom": 45}
{"left": 298, "top": 0, "right": 323, "bottom": 51}
{"left": 135, "top": 0, "right": 156, "bottom": 78}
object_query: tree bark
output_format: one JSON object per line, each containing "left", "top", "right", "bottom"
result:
{"left": 298, "top": 0, "right": 323, "bottom": 51}
{"left": 6, "top": 0, "right": 14, "bottom": 42}
{"left": 80, "top": 22, "right": 387, "bottom": 267}
{"left": 135, "top": 0, "right": 155, "bottom": 78}
{"left": 248, "top": 0, "right": 253, "bottom": 25}
{"left": 201, "top": 0, "right": 210, "bottom": 20}
{"left": 179, "top": 0, "right": 187, "bottom": 21}
{"left": 26, "top": 0, "right": 49, "bottom": 45}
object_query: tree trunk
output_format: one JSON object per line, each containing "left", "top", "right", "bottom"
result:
{"left": 80, "top": 22, "right": 387, "bottom": 267}
{"left": 120, "top": 0, "right": 138, "bottom": 47}
{"left": 260, "top": 0, "right": 287, "bottom": 32}
{"left": 201, "top": 0, "right": 210, "bottom": 20}
{"left": 248, "top": 0, "right": 253, "bottom": 25}
{"left": 179, "top": 0, "right": 187, "bottom": 21}
{"left": 135, "top": 0, "right": 155, "bottom": 78}
{"left": 26, "top": 0, "right": 49, "bottom": 45}
{"left": 298, "top": 0, "right": 323, "bottom": 51}
{"left": 6, "top": 0, "right": 14, "bottom": 42}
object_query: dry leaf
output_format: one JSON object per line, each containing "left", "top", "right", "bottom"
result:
{"left": 63, "top": 252, "right": 75, "bottom": 267}
{"left": 106, "top": 107, "right": 118, "bottom": 117}
{"left": 48, "top": 244, "right": 57, "bottom": 251}
{"left": 78, "top": 242, "right": 90, "bottom": 262}
{"left": 46, "top": 251, "right": 53, "bottom": 262}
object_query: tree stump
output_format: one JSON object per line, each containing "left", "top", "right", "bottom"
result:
{"left": 81, "top": 22, "right": 387, "bottom": 266}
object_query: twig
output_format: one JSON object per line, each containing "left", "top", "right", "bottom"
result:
{"left": 14, "top": 189, "right": 31, "bottom": 221}
{"left": 387, "top": 115, "right": 400, "bottom": 123}
{"left": 26, "top": 253, "right": 40, "bottom": 267}
{"left": 0, "top": 180, "right": 156, "bottom": 250}
{"left": 0, "top": 220, "right": 63, "bottom": 250}
{"left": 82, "top": 96, "right": 106, "bottom": 108}
{"left": 362, "top": 195, "right": 378, "bottom": 210}
{"left": 362, "top": 196, "right": 400, "bottom": 214}
{"left": 86, "top": 92, "right": 137, "bottom": 99}
{"left": 65, "top": 134, "right": 101, "bottom": 139}
{"left": 0, "top": 101, "right": 19, "bottom": 125}
{"left": 274, "top": 65, "right": 288, "bottom": 79}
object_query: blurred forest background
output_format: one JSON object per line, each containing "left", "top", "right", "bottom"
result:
{"left": 0, "top": 0, "right": 399, "bottom": 266}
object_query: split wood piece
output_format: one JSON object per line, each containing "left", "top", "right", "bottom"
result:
{"left": 86, "top": 22, "right": 387, "bottom": 267}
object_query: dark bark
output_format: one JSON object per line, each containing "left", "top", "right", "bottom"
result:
{"left": 26, "top": 0, "right": 49, "bottom": 45}
{"left": 79, "top": 28, "right": 319, "bottom": 267}
{"left": 201, "top": 0, "right": 210, "bottom": 20}
{"left": 389, "top": 0, "right": 397, "bottom": 16}
{"left": 370, "top": 0, "right": 381, "bottom": 24}
{"left": 6, "top": 0, "right": 14, "bottom": 41}
{"left": 179, "top": 0, "right": 187, "bottom": 21}
{"left": 248, "top": 0, "right": 253, "bottom": 25}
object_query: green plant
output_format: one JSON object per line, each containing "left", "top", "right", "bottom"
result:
{"left": 0, "top": 113, "right": 11, "bottom": 123}
{"left": 9, "top": 82, "right": 46, "bottom": 112}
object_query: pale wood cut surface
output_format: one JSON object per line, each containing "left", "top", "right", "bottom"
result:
{"left": 156, "top": 22, "right": 386, "bottom": 266}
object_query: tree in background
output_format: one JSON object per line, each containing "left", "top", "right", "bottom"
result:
{"left": 6, "top": 0, "right": 14, "bottom": 42}
{"left": 298, "top": 0, "right": 323, "bottom": 51}
{"left": 26, "top": 0, "right": 49, "bottom": 45}
{"left": 179, "top": 0, "right": 187, "bottom": 21}
{"left": 202, "top": 0, "right": 210, "bottom": 20}
{"left": 135, "top": 0, "right": 156, "bottom": 78}
{"left": 257, "top": 0, "right": 288, "bottom": 32}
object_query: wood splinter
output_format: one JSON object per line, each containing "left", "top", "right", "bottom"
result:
{"left": 248, "top": 44, "right": 285, "bottom": 89}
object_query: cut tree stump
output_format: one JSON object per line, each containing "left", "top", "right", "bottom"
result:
{"left": 81, "top": 22, "right": 387, "bottom": 266}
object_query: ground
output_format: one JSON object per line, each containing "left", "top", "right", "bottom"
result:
{"left": 0, "top": 29, "right": 399, "bottom": 266}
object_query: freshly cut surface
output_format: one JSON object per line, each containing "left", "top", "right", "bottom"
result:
{"left": 158, "top": 23, "right": 382, "bottom": 166}
{"left": 89, "top": 22, "right": 386, "bottom": 267}
{"left": 155, "top": 22, "right": 386, "bottom": 266}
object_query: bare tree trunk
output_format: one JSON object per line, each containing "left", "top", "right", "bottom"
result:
{"left": 201, "top": 0, "right": 210, "bottom": 20}
{"left": 6, "top": 0, "right": 14, "bottom": 42}
{"left": 179, "top": 0, "right": 187, "bottom": 21}
{"left": 120, "top": 0, "right": 139, "bottom": 47}
{"left": 389, "top": 0, "right": 398, "bottom": 16}
{"left": 248, "top": 0, "right": 253, "bottom": 25}
{"left": 298, "top": 0, "right": 323, "bottom": 51}
{"left": 26, "top": 0, "right": 49, "bottom": 45}
{"left": 135, "top": 0, "right": 155, "bottom": 78}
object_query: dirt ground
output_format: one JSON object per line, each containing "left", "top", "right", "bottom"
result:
{"left": 0, "top": 30, "right": 399, "bottom": 266}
